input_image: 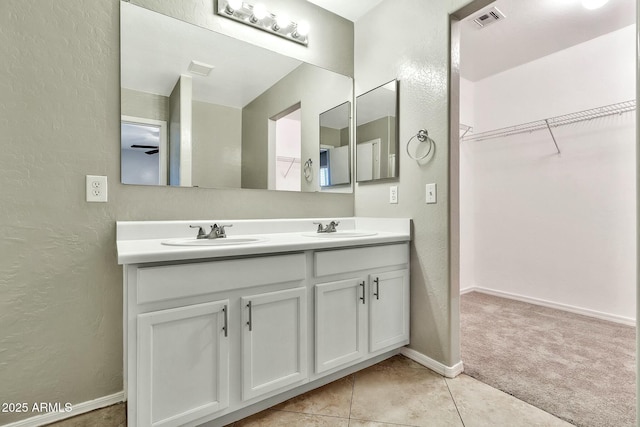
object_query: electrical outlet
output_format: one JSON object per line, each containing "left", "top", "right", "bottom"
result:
{"left": 425, "top": 183, "right": 436, "bottom": 204}
{"left": 86, "top": 175, "right": 108, "bottom": 202}
{"left": 389, "top": 186, "right": 398, "bottom": 204}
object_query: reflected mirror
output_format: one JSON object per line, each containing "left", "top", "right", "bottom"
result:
{"left": 319, "top": 102, "right": 351, "bottom": 187}
{"left": 355, "top": 80, "right": 398, "bottom": 182}
{"left": 120, "top": 2, "right": 353, "bottom": 192}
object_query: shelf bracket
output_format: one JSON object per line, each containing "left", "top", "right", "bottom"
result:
{"left": 459, "top": 124, "right": 473, "bottom": 140}
{"left": 544, "top": 119, "right": 561, "bottom": 154}
{"left": 283, "top": 157, "right": 296, "bottom": 178}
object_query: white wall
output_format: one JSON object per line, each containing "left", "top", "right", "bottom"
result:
{"left": 460, "top": 25, "right": 636, "bottom": 323}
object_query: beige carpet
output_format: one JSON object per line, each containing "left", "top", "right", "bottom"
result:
{"left": 461, "top": 291, "right": 636, "bottom": 427}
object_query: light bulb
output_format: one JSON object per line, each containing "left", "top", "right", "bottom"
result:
{"left": 251, "top": 3, "right": 268, "bottom": 21}
{"left": 226, "top": 0, "right": 242, "bottom": 14}
{"left": 275, "top": 14, "right": 290, "bottom": 30}
{"left": 295, "top": 21, "right": 310, "bottom": 37}
{"left": 582, "top": 0, "right": 609, "bottom": 9}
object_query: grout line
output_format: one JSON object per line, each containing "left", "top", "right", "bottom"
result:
{"left": 348, "top": 417, "right": 420, "bottom": 427}
{"left": 445, "top": 377, "right": 466, "bottom": 427}
{"left": 270, "top": 407, "right": 350, "bottom": 421}
{"left": 348, "top": 373, "right": 356, "bottom": 421}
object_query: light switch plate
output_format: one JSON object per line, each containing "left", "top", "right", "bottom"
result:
{"left": 86, "top": 175, "right": 108, "bottom": 202}
{"left": 425, "top": 183, "right": 436, "bottom": 204}
{"left": 389, "top": 186, "right": 398, "bottom": 204}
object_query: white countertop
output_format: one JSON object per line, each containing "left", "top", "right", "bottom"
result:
{"left": 117, "top": 217, "right": 411, "bottom": 265}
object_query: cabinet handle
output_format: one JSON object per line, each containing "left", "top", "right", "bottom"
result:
{"left": 222, "top": 305, "right": 228, "bottom": 337}
{"left": 246, "top": 301, "right": 253, "bottom": 331}
{"left": 373, "top": 277, "right": 380, "bottom": 300}
{"left": 359, "top": 281, "right": 366, "bottom": 304}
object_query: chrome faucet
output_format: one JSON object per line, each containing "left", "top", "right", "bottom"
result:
{"left": 211, "top": 223, "right": 232, "bottom": 238}
{"left": 189, "top": 225, "right": 208, "bottom": 239}
{"left": 190, "top": 223, "right": 233, "bottom": 239}
{"left": 313, "top": 220, "right": 340, "bottom": 233}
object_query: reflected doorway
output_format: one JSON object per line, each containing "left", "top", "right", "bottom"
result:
{"left": 268, "top": 104, "right": 301, "bottom": 191}
{"left": 121, "top": 115, "right": 167, "bottom": 186}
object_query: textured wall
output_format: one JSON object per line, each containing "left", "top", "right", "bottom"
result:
{"left": 0, "top": 0, "right": 353, "bottom": 424}
{"left": 354, "top": 0, "right": 468, "bottom": 367}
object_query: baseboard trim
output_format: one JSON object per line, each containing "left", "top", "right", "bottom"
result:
{"left": 466, "top": 286, "right": 636, "bottom": 327}
{"left": 3, "top": 392, "right": 125, "bottom": 427}
{"left": 460, "top": 286, "right": 476, "bottom": 295}
{"left": 400, "top": 347, "right": 464, "bottom": 378}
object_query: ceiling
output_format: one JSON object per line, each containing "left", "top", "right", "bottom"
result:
{"left": 459, "top": 0, "right": 635, "bottom": 81}
{"left": 308, "top": 0, "right": 634, "bottom": 81}
{"left": 306, "top": 0, "right": 384, "bottom": 22}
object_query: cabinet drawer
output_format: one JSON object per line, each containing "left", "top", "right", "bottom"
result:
{"left": 137, "top": 253, "right": 306, "bottom": 304}
{"left": 314, "top": 244, "right": 409, "bottom": 277}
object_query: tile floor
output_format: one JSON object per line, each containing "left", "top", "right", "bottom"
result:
{"left": 47, "top": 355, "right": 573, "bottom": 427}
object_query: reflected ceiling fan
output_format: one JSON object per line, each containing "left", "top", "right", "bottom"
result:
{"left": 130, "top": 144, "right": 159, "bottom": 155}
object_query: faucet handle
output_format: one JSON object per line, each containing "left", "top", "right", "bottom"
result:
{"left": 313, "top": 222, "right": 325, "bottom": 233}
{"left": 190, "top": 225, "right": 207, "bottom": 239}
{"left": 327, "top": 220, "right": 340, "bottom": 232}
{"left": 215, "top": 224, "right": 233, "bottom": 238}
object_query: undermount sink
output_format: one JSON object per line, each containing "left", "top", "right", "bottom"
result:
{"left": 301, "top": 231, "right": 378, "bottom": 238}
{"left": 161, "top": 237, "right": 266, "bottom": 247}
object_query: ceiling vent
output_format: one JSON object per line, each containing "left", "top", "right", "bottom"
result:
{"left": 187, "top": 60, "right": 215, "bottom": 76}
{"left": 472, "top": 7, "right": 506, "bottom": 28}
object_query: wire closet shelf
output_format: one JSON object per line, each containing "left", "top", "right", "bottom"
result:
{"left": 460, "top": 100, "right": 636, "bottom": 143}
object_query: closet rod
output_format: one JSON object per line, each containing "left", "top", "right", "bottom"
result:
{"left": 460, "top": 99, "right": 636, "bottom": 143}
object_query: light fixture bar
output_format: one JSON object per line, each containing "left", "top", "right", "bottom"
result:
{"left": 216, "top": 0, "right": 309, "bottom": 46}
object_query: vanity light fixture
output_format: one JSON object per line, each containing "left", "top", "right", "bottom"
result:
{"left": 216, "top": 0, "right": 309, "bottom": 46}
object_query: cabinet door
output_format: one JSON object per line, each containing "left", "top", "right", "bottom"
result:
{"left": 315, "top": 278, "right": 366, "bottom": 373}
{"left": 241, "top": 287, "right": 307, "bottom": 401}
{"left": 369, "top": 269, "right": 410, "bottom": 352}
{"left": 137, "top": 300, "right": 229, "bottom": 427}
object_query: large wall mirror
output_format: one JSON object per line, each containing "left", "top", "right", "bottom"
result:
{"left": 120, "top": 2, "right": 353, "bottom": 192}
{"left": 355, "top": 80, "right": 399, "bottom": 182}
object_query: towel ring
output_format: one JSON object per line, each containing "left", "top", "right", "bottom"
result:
{"left": 406, "top": 129, "right": 434, "bottom": 161}
{"left": 303, "top": 159, "right": 313, "bottom": 181}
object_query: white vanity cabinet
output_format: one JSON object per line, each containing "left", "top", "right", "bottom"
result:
{"left": 118, "top": 218, "right": 412, "bottom": 427}
{"left": 137, "top": 300, "right": 230, "bottom": 427}
{"left": 368, "top": 269, "right": 410, "bottom": 352}
{"left": 315, "top": 278, "right": 367, "bottom": 373}
{"left": 125, "top": 253, "right": 308, "bottom": 427}
{"left": 314, "top": 244, "right": 410, "bottom": 374}
{"left": 241, "top": 287, "right": 307, "bottom": 401}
